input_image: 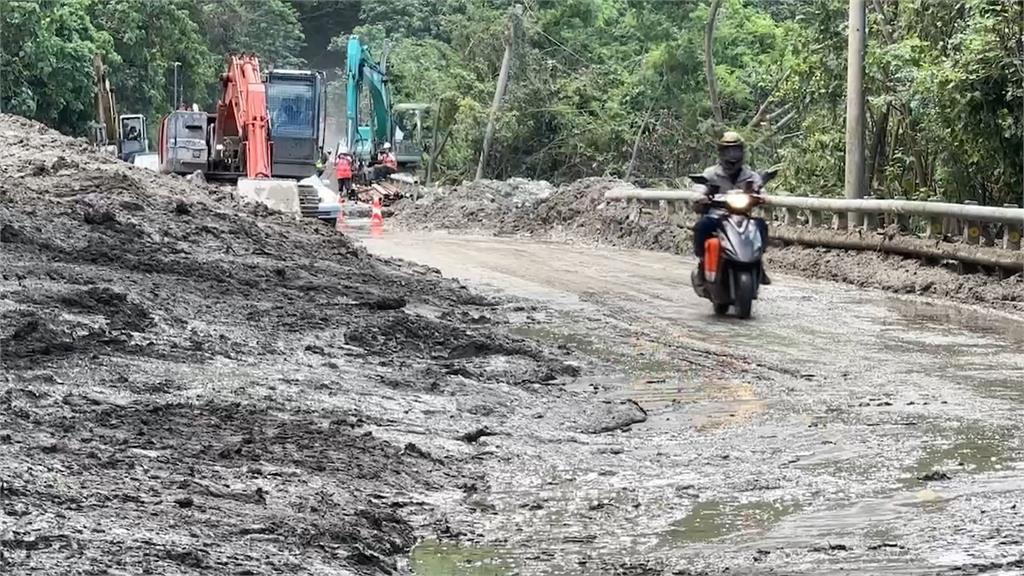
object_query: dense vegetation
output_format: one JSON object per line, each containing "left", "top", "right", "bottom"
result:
{"left": 1, "top": 0, "right": 1020, "bottom": 204}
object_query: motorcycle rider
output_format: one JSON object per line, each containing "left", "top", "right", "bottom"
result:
{"left": 693, "top": 131, "right": 771, "bottom": 286}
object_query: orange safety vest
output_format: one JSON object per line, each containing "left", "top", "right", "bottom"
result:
{"left": 335, "top": 157, "right": 352, "bottom": 179}
{"left": 382, "top": 153, "right": 398, "bottom": 170}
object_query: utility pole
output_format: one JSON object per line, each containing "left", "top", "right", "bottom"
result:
{"left": 843, "top": 0, "right": 866, "bottom": 228}
{"left": 476, "top": 5, "right": 521, "bottom": 181}
{"left": 172, "top": 61, "right": 181, "bottom": 109}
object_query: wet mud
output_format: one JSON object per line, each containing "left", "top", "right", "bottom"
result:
{"left": 0, "top": 115, "right": 582, "bottom": 574}
{"left": 363, "top": 232, "right": 1024, "bottom": 576}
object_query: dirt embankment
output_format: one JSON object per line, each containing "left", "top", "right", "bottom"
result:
{"left": 0, "top": 115, "right": 587, "bottom": 574}
{"left": 395, "top": 177, "right": 1024, "bottom": 311}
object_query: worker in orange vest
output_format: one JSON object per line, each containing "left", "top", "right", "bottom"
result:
{"left": 378, "top": 142, "right": 398, "bottom": 172}
{"left": 335, "top": 152, "right": 354, "bottom": 198}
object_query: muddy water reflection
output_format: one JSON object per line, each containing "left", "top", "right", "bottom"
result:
{"left": 666, "top": 499, "right": 802, "bottom": 543}
{"left": 410, "top": 540, "right": 516, "bottom": 576}
{"left": 900, "top": 424, "right": 1018, "bottom": 486}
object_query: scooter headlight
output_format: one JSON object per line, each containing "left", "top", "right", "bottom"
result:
{"left": 725, "top": 193, "right": 752, "bottom": 212}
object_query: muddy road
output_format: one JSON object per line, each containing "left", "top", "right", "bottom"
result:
{"left": 360, "top": 231, "right": 1024, "bottom": 575}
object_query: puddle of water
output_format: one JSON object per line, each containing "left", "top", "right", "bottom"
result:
{"left": 876, "top": 298, "right": 1024, "bottom": 403}
{"left": 663, "top": 499, "right": 801, "bottom": 544}
{"left": 883, "top": 298, "right": 1024, "bottom": 342}
{"left": 899, "top": 427, "right": 1017, "bottom": 487}
{"left": 410, "top": 539, "right": 517, "bottom": 576}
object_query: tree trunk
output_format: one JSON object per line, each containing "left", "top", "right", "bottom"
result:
{"left": 867, "top": 105, "right": 889, "bottom": 194}
{"left": 704, "top": 0, "right": 724, "bottom": 124}
{"left": 476, "top": 16, "right": 515, "bottom": 181}
{"left": 772, "top": 227, "right": 1024, "bottom": 270}
{"left": 625, "top": 102, "right": 655, "bottom": 180}
{"left": 428, "top": 126, "right": 452, "bottom": 182}
{"left": 426, "top": 100, "right": 443, "bottom": 186}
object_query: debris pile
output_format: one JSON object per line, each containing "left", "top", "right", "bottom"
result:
{"left": 0, "top": 114, "right": 576, "bottom": 573}
{"left": 394, "top": 177, "right": 555, "bottom": 230}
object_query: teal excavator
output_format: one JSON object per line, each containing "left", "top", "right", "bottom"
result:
{"left": 345, "top": 36, "right": 423, "bottom": 173}
{"left": 346, "top": 35, "right": 392, "bottom": 162}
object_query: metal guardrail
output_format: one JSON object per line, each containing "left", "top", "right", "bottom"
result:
{"left": 605, "top": 186, "right": 1024, "bottom": 268}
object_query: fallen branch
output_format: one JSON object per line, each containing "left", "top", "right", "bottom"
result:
{"left": 771, "top": 226, "right": 1024, "bottom": 270}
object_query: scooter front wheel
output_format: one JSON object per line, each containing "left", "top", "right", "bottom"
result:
{"left": 734, "top": 270, "right": 755, "bottom": 319}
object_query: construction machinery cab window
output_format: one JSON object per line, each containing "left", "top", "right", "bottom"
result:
{"left": 121, "top": 116, "right": 145, "bottom": 142}
{"left": 268, "top": 83, "right": 315, "bottom": 139}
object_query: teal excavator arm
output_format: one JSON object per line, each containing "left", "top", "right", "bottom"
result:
{"left": 346, "top": 35, "right": 393, "bottom": 160}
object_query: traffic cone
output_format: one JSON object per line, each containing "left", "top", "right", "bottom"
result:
{"left": 335, "top": 197, "right": 348, "bottom": 232}
{"left": 369, "top": 196, "right": 384, "bottom": 237}
{"left": 370, "top": 196, "right": 384, "bottom": 224}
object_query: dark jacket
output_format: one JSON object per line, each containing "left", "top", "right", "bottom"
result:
{"left": 700, "top": 164, "right": 762, "bottom": 194}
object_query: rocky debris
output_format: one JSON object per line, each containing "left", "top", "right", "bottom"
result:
{"left": 456, "top": 427, "right": 498, "bottom": 443}
{"left": 578, "top": 399, "right": 648, "bottom": 434}
{"left": 0, "top": 114, "right": 578, "bottom": 574}
{"left": 185, "top": 169, "right": 206, "bottom": 185}
{"left": 396, "top": 176, "right": 1024, "bottom": 311}
{"left": 394, "top": 177, "right": 554, "bottom": 230}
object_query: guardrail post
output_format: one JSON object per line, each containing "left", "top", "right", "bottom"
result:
{"left": 833, "top": 212, "right": 848, "bottom": 231}
{"left": 863, "top": 195, "right": 878, "bottom": 232}
{"left": 894, "top": 195, "right": 909, "bottom": 231}
{"left": 808, "top": 210, "right": 823, "bottom": 228}
{"left": 784, "top": 207, "right": 799, "bottom": 226}
{"left": 1004, "top": 204, "right": 1021, "bottom": 251}
{"left": 926, "top": 196, "right": 944, "bottom": 239}
{"left": 962, "top": 200, "right": 981, "bottom": 245}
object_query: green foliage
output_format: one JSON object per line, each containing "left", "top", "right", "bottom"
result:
{"left": 86, "top": 0, "right": 217, "bottom": 115}
{"left": 0, "top": 0, "right": 112, "bottom": 134}
{"left": 779, "top": 0, "right": 1022, "bottom": 204}
{"left": 198, "top": 0, "right": 306, "bottom": 68}
{"left": 1, "top": 0, "right": 1019, "bottom": 204}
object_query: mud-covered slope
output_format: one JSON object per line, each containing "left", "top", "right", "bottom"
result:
{"left": 396, "top": 177, "right": 1024, "bottom": 311}
{"left": 0, "top": 115, "right": 575, "bottom": 574}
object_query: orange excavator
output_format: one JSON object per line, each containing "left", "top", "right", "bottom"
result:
{"left": 159, "top": 55, "right": 299, "bottom": 212}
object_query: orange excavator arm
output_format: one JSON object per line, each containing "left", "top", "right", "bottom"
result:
{"left": 214, "top": 55, "right": 272, "bottom": 179}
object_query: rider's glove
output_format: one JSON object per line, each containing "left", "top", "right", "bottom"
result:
{"left": 693, "top": 196, "right": 711, "bottom": 214}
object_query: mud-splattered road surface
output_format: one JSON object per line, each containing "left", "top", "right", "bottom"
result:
{"left": 362, "top": 231, "right": 1024, "bottom": 576}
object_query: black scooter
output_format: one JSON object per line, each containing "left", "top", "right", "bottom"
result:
{"left": 689, "top": 170, "right": 776, "bottom": 319}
